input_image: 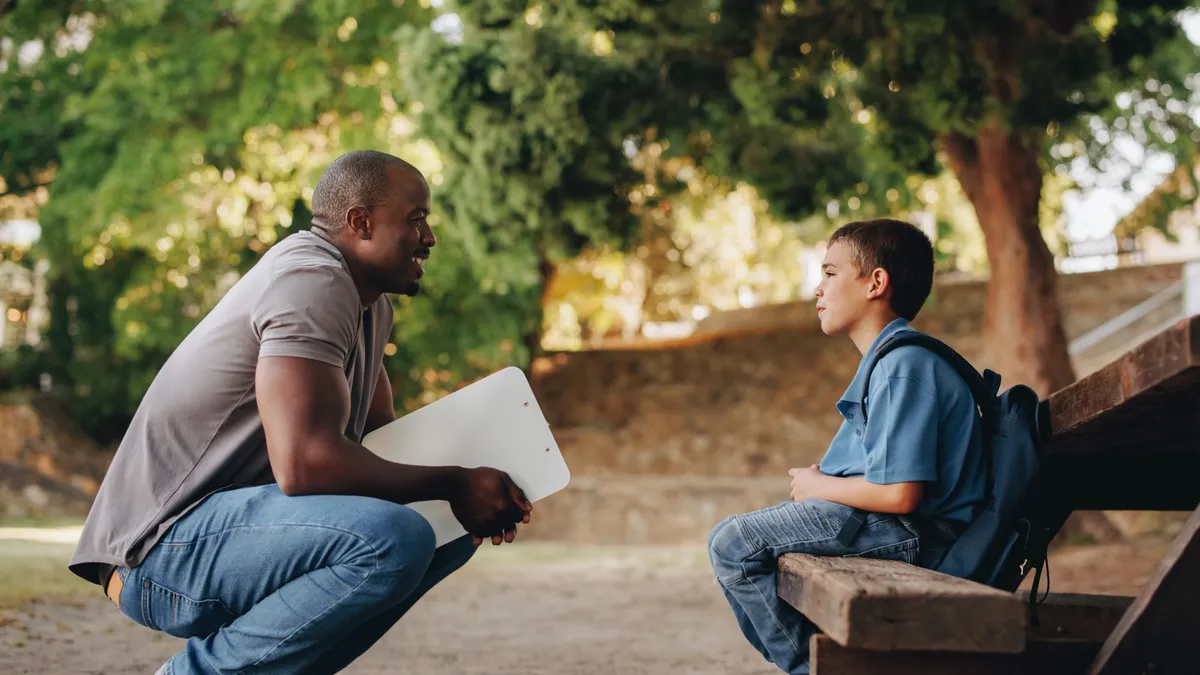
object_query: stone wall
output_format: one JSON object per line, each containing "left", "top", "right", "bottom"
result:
{"left": 521, "top": 263, "right": 1187, "bottom": 544}
{"left": 0, "top": 399, "right": 111, "bottom": 519}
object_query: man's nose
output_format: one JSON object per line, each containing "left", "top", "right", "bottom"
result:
{"left": 421, "top": 223, "right": 436, "bottom": 248}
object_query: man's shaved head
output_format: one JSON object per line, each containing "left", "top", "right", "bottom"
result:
{"left": 311, "top": 150, "right": 423, "bottom": 234}
{"left": 307, "top": 149, "right": 435, "bottom": 300}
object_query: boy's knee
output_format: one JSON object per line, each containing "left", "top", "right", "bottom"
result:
{"left": 708, "top": 515, "right": 752, "bottom": 579}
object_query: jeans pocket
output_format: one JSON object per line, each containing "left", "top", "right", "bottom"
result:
{"left": 848, "top": 537, "right": 920, "bottom": 565}
{"left": 142, "top": 578, "right": 236, "bottom": 639}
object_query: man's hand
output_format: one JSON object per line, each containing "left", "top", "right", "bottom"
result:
{"left": 789, "top": 464, "right": 827, "bottom": 502}
{"left": 448, "top": 467, "right": 533, "bottom": 546}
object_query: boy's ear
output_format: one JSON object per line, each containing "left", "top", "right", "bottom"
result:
{"left": 866, "top": 267, "right": 890, "bottom": 300}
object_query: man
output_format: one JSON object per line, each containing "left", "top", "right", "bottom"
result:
{"left": 69, "top": 150, "right": 531, "bottom": 674}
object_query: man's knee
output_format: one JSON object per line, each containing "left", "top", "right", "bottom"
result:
{"left": 350, "top": 501, "right": 437, "bottom": 580}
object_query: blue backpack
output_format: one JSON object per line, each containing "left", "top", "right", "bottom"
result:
{"left": 836, "top": 333, "right": 1054, "bottom": 611}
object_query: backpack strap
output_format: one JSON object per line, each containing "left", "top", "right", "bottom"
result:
{"left": 859, "top": 332, "right": 999, "bottom": 425}
{"left": 836, "top": 332, "right": 998, "bottom": 547}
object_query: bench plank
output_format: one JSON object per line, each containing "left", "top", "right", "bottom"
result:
{"left": 1051, "top": 314, "right": 1200, "bottom": 456}
{"left": 1088, "top": 506, "right": 1200, "bottom": 675}
{"left": 1016, "top": 592, "right": 1133, "bottom": 642}
{"left": 810, "top": 635, "right": 1101, "bottom": 675}
{"left": 777, "top": 553, "right": 1026, "bottom": 653}
{"left": 1043, "top": 315, "right": 1200, "bottom": 512}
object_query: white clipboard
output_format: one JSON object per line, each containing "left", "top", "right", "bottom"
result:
{"left": 361, "top": 367, "right": 571, "bottom": 547}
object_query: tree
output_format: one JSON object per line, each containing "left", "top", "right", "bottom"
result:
{"left": 445, "top": 0, "right": 1198, "bottom": 396}
{"left": 396, "top": 21, "right": 644, "bottom": 387}
{"left": 0, "top": 1, "right": 646, "bottom": 433}
{"left": 0, "top": 0, "right": 435, "bottom": 437}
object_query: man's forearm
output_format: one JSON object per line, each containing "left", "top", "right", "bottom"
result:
{"left": 812, "top": 475, "right": 922, "bottom": 514}
{"left": 274, "top": 434, "right": 464, "bottom": 505}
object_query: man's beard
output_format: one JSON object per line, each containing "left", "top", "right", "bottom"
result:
{"left": 400, "top": 280, "right": 421, "bottom": 297}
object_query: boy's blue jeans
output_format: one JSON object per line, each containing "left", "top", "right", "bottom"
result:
{"left": 708, "top": 499, "right": 957, "bottom": 675}
{"left": 113, "top": 484, "right": 475, "bottom": 674}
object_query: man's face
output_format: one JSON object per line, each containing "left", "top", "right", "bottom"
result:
{"left": 356, "top": 167, "right": 435, "bottom": 297}
{"left": 813, "top": 240, "right": 873, "bottom": 336}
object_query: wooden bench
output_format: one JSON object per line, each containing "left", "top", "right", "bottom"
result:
{"left": 778, "top": 315, "right": 1200, "bottom": 674}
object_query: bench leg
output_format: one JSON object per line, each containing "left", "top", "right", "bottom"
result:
{"left": 1087, "top": 505, "right": 1200, "bottom": 675}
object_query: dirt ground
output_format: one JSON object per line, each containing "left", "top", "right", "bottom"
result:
{"left": 0, "top": 539, "right": 1173, "bottom": 675}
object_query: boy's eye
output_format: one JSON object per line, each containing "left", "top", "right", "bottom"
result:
{"left": 824, "top": 271, "right": 834, "bottom": 277}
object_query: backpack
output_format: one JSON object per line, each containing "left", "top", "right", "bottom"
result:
{"left": 835, "top": 332, "right": 1055, "bottom": 616}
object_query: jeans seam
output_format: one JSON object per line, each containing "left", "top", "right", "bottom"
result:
{"left": 715, "top": 517, "right": 843, "bottom": 586}
{"left": 749, "top": 568, "right": 806, "bottom": 658}
{"left": 143, "top": 577, "right": 238, "bottom": 621}
{"left": 719, "top": 518, "right": 808, "bottom": 661}
{"left": 244, "top": 531, "right": 383, "bottom": 672}
{"left": 142, "top": 574, "right": 154, "bottom": 631}
{"left": 158, "top": 522, "right": 384, "bottom": 548}
{"left": 735, "top": 511, "right": 846, "bottom": 555}
{"left": 811, "top": 507, "right": 841, "bottom": 534}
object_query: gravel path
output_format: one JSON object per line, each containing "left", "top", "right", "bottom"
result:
{"left": 0, "top": 540, "right": 1170, "bottom": 674}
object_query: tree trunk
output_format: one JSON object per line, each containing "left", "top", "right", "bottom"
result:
{"left": 523, "top": 256, "right": 556, "bottom": 373}
{"left": 944, "top": 127, "right": 1123, "bottom": 544}
{"left": 941, "top": 125, "right": 1076, "bottom": 398}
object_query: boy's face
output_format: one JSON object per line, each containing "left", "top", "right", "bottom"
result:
{"left": 814, "top": 240, "right": 875, "bottom": 336}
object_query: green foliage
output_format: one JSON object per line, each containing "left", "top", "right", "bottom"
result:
{"left": 1, "top": 0, "right": 1198, "bottom": 438}
{"left": 1, "top": 0, "right": 432, "bottom": 438}
{"left": 392, "top": 18, "right": 647, "bottom": 404}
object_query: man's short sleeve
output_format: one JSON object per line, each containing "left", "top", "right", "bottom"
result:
{"left": 861, "top": 362, "right": 940, "bottom": 485}
{"left": 252, "top": 264, "right": 359, "bottom": 368}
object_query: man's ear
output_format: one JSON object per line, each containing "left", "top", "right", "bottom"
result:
{"left": 866, "top": 267, "right": 890, "bottom": 300}
{"left": 346, "top": 206, "right": 372, "bottom": 241}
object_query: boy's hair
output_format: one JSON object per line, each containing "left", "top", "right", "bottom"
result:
{"left": 828, "top": 218, "right": 934, "bottom": 321}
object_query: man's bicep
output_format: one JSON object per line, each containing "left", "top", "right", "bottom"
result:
{"left": 256, "top": 356, "right": 352, "bottom": 456}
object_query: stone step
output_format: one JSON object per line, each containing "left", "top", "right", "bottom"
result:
{"left": 521, "top": 475, "right": 789, "bottom": 545}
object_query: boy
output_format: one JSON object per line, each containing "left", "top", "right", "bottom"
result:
{"left": 708, "top": 218, "right": 987, "bottom": 675}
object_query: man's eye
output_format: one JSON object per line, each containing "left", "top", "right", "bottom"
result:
{"left": 824, "top": 271, "right": 834, "bottom": 277}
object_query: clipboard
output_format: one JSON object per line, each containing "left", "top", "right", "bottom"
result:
{"left": 361, "top": 366, "right": 571, "bottom": 546}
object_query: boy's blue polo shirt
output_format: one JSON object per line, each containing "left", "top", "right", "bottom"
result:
{"left": 818, "top": 318, "right": 986, "bottom": 524}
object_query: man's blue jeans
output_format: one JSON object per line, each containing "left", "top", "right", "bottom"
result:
{"left": 708, "top": 499, "right": 954, "bottom": 675}
{"left": 113, "top": 484, "right": 475, "bottom": 674}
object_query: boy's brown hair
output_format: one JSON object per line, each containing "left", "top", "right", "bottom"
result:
{"left": 828, "top": 218, "right": 934, "bottom": 321}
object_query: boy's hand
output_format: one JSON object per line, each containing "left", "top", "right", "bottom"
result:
{"left": 788, "top": 465, "right": 826, "bottom": 502}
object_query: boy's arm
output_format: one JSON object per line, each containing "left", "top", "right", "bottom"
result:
{"left": 790, "top": 466, "right": 923, "bottom": 514}
{"left": 795, "top": 361, "right": 939, "bottom": 514}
